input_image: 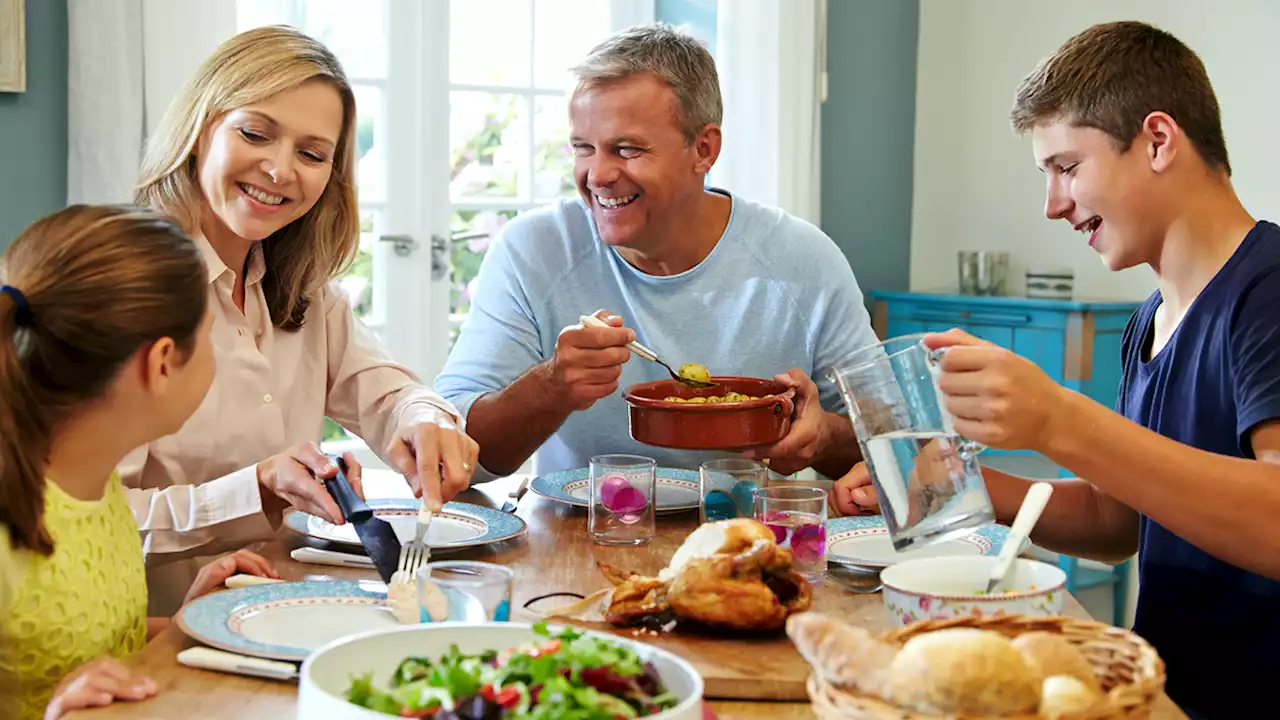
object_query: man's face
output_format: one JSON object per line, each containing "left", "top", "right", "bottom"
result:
{"left": 569, "top": 74, "right": 705, "bottom": 251}
{"left": 1032, "top": 120, "right": 1163, "bottom": 271}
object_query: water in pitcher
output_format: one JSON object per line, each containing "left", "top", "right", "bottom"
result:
{"left": 862, "top": 429, "right": 994, "bottom": 551}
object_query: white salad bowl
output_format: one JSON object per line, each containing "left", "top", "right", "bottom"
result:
{"left": 297, "top": 621, "right": 705, "bottom": 719}
{"left": 880, "top": 556, "right": 1068, "bottom": 627}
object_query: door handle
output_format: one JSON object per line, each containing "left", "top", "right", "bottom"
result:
{"left": 379, "top": 232, "right": 491, "bottom": 281}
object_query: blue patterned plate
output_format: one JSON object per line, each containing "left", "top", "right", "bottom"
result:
{"left": 826, "top": 515, "right": 1024, "bottom": 569}
{"left": 175, "top": 580, "right": 400, "bottom": 661}
{"left": 285, "top": 499, "right": 526, "bottom": 551}
{"left": 529, "top": 467, "right": 700, "bottom": 512}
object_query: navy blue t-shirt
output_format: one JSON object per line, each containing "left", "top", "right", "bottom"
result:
{"left": 1117, "top": 221, "right": 1280, "bottom": 718}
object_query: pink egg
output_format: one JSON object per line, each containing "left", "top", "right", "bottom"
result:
{"left": 790, "top": 523, "right": 826, "bottom": 563}
{"left": 599, "top": 475, "right": 628, "bottom": 507}
{"left": 608, "top": 486, "right": 647, "bottom": 515}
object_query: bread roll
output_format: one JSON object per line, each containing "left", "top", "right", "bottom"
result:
{"left": 886, "top": 628, "right": 1040, "bottom": 715}
{"left": 1039, "top": 674, "right": 1102, "bottom": 719}
{"left": 1012, "top": 631, "right": 1101, "bottom": 693}
{"left": 786, "top": 613, "right": 899, "bottom": 696}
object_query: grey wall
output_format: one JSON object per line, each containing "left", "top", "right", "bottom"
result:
{"left": 0, "top": 0, "right": 67, "bottom": 249}
{"left": 821, "top": 0, "right": 919, "bottom": 298}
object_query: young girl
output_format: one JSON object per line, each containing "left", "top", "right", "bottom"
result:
{"left": 0, "top": 205, "right": 273, "bottom": 720}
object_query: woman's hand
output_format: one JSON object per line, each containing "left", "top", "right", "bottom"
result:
{"left": 44, "top": 656, "right": 158, "bottom": 719}
{"left": 183, "top": 549, "right": 278, "bottom": 605}
{"left": 257, "top": 445, "right": 363, "bottom": 524}
{"left": 387, "top": 409, "right": 479, "bottom": 512}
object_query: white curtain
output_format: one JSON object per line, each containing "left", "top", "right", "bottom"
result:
{"left": 714, "top": 0, "right": 826, "bottom": 226}
{"left": 67, "top": 0, "right": 237, "bottom": 205}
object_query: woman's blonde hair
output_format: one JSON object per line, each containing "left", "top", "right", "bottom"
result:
{"left": 135, "top": 25, "right": 359, "bottom": 331}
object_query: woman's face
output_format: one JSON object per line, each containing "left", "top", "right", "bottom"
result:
{"left": 196, "top": 78, "right": 345, "bottom": 243}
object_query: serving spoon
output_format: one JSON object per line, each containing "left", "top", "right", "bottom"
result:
{"left": 578, "top": 314, "right": 716, "bottom": 389}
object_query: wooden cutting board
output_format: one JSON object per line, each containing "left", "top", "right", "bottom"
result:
{"left": 532, "top": 581, "right": 891, "bottom": 701}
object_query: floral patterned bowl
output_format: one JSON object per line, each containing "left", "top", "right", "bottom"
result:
{"left": 880, "top": 555, "right": 1066, "bottom": 627}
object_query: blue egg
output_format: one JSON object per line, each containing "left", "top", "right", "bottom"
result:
{"left": 703, "top": 490, "right": 738, "bottom": 521}
{"left": 731, "top": 480, "right": 761, "bottom": 517}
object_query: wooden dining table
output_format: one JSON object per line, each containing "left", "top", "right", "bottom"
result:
{"left": 69, "top": 471, "right": 1187, "bottom": 719}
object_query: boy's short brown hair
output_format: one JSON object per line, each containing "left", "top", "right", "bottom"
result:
{"left": 1011, "top": 21, "right": 1230, "bottom": 174}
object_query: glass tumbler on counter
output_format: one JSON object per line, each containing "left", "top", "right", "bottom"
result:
{"left": 588, "top": 454, "right": 656, "bottom": 546}
{"left": 752, "top": 486, "right": 828, "bottom": 583}
{"left": 699, "top": 458, "right": 770, "bottom": 523}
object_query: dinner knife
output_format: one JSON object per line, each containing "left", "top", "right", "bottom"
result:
{"left": 320, "top": 454, "right": 402, "bottom": 583}
{"left": 500, "top": 476, "right": 531, "bottom": 513}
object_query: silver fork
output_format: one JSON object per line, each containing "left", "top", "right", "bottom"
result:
{"left": 396, "top": 498, "right": 433, "bottom": 581}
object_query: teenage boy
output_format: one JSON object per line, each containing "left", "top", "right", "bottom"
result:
{"left": 831, "top": 21, "right": 1280, "bottom": 718}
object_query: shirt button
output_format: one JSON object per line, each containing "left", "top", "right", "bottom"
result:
{"left": 263, "top": 393, "right": 273, "bottom": 403}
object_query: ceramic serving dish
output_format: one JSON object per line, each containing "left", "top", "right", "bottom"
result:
{"left": 880, "top": 555, "right": 1067, "bottom": 627}
{"left": 297, "top": 622, "right": 705, "bottom": 719}
{"left": 622, "top": 376, "right": 793, "bottom": 450}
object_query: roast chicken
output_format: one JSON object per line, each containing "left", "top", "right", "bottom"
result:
{"left": 599, "top": 518, "right": 812, "bottom": 633}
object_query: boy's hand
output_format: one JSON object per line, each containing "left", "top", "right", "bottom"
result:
{"left": 831, "top": 462, "right": 881, "bottom": 517}
{"left": 925, "top": 329, "right": 1067, "bottom": 451}
{"left": 44, "top": 656, "right": 158, "bottom": 719}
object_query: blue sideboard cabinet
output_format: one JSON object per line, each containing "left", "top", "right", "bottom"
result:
{"left": 869, "top": 290, "right": 1143, "bottom": 625}
{"left": 868, "top": 290, "right": 1142, "bottom": 441}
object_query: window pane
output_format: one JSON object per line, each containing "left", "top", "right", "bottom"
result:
{"left": 293, "top": 0, "right": 387, "bottom": 79}
{"left": 337, "top": 208, "right": 380, "bottom": 321}
{"left": 533, "top": 96, "right": 575, "bottom": 200}
{"left": 353, "top": 84, "right": 384, "bottom": 203}
{"left": 449, "top": 209, "right": 518, "bottom": 316}
{"left": 451, "top": 0, "right": 531, "bottom": 86}
{"left": 450, "top": 92, "right": 524, "bottom": 201}
{"left": 533, "top": 0, "right": 611, "bottom": 89}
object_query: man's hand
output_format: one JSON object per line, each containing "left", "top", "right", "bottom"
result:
{"left": 386, "top": 409, "right": 480, "bottom": 512}
{"left": 257, "top": 445, "right": 362, "bottom": 525}
{"left": 44, "top": 657, "right": 158, "bottom": 719}
{"left": 743, "top": 368, "right": 828, "bottom": 475}
{"left": 926, "top": 329, "right": 1067, "bottom": 451}
{"left": 830, "top": 462, "right": 881, "bottom": 517}
{"left": 549, "top": 309, "right": 635, "bottom": 410}
{"left": 183, "top": 549, "right": 278, "bottom": 605}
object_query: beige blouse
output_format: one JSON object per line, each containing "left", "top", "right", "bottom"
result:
{"left": 121, "top": 235, "right": 459, "bottom": 613}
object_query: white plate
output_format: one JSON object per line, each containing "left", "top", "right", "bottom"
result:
{"left": 176, "top": 580, "right": 399, "bottom": 662}
{"left": 825, "top": 515, "right": 1018, "bottom": 569}
{"left": 529, "top": 467, "right": 701, "bottom": 512}
{"left": 285, "top": 499, "right": 525, "bottom": 551}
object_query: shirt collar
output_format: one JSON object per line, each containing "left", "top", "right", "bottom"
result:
{"left": 192, "top": 233, "right": 267, "bottom": 287}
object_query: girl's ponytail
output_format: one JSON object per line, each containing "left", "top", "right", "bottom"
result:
{"left": 0, "top": 287, "right": 52, "bottom": 554}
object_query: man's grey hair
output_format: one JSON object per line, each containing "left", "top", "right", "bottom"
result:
{"left": 570, "top": 24, "right": 722, "bottom": 143}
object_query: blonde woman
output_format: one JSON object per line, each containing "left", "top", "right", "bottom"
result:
{"left": 126, "top": 26, "right": 478, "bottom": 613}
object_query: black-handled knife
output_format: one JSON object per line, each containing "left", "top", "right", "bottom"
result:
{"left": 321, "top": 454, "right": 402, "bottom": 583}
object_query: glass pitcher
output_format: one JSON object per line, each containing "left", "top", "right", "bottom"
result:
{"left": 830, "top": 334, "right": 995, "bottom": 552}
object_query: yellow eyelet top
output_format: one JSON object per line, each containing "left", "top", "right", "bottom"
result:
{"left": 0, "top": 472, "right": 148, "bottom": 720}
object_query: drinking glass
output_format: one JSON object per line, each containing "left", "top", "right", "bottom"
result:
{"left": 699, "top": 458, "right": 769, "bottom": 523}
{"left": 830, "top": 333, "right": 995, "bottom": 552}
{"left": 416, "top": 561, "right": 514, "bottom": 623}
{"left": 588, "top": 454, "right": 656, "bottom": 546}
{"left": 752, "top": 486, "right": 828, "bottom": 583}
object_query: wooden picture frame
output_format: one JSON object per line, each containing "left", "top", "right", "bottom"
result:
{"left": 0, "top": 0, "right": 26, "bottom": 93}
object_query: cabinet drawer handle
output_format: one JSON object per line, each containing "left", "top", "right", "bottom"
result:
{"left": 907, "top": 311, "right": 1032, "bottom": 326}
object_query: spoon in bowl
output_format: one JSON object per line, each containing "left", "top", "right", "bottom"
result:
{"left": 578, "top": 314, "right": 716, "bottom": 389}
{"left": 985, "top": 481, "right": 1054, "bottom": 594}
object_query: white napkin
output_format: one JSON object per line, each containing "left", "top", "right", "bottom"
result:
{"left": 290, "top": 547, "right": 375, "bottom": 569}
{"left": 177, "top": 647, "right": 297, "bottom": 681}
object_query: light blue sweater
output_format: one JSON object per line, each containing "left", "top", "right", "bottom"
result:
{"left": 435, "top": 190, "right": 879, "bottom": 478}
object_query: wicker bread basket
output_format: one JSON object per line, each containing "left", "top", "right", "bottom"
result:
{"left": 808, "top": 615, "right": 1166, "bottom": 720}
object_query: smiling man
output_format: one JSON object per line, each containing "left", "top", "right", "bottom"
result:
{"left": 827, "top": 21, "right": 1280, "bottom": 718}
{"left": 436, "top": 24, "right": 877, "bottom": 481}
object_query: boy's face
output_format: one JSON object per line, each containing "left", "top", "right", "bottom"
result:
{"left": 1032, "top": 121, "right": 1162, "bottom": 271}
